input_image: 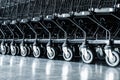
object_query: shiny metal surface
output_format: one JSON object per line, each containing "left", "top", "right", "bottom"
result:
{"left": 0, "top": 55, "right": 120, "bottom": 80}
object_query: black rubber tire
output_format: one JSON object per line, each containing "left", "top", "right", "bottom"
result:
{"left": 27, "top": 46, "right": 31, "bottom": 56}
{"left": 16, "top": 46, "right": 20, "bottom": 55}
{"left": 96, "top": 47, "right": 105, "bottom": 60}
{"left": 6, "top": 45, "right": 10, "bottom": 54}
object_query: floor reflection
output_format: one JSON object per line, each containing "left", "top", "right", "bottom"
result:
{"left": 79, "top": 64, "right": 93, "bottom": 80}
{"left": 46, "top": 60, "right": 55, "bottom": 76}
{"left": 0, "top": 55, "right": 119, "bottom": 80}
{"left": 105, "top": 68, "right": 119, "bottom": 80}
{"left": 62, "top": 62, "right": 72, "bottom": 80}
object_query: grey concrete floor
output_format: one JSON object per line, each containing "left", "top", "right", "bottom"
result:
{"left": 0, "top": 55, "right": 120, "bottom": 80}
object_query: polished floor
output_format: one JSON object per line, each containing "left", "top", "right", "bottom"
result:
{"left": 0, "top": 55, "right": 120, "bottom": 80}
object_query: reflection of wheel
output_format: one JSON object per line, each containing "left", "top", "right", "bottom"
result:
{"left": 47, "top": 47, "right": 56, "bottom": 60}
{"left": 33, "top": 46, "right": 41, "bottom": 58}
{"left": 1, "top": 45, "right": 7, "bottom": 55}
{"left": 80, "top": 64, "right": 93, "bottom": 80}
{"left": 20, "top": 46, "right": 28, "bottom": 57}
{"left": 105, "top": 68, "right": 119, "bottom": 80}
{"left": 63, "top": 47, "right": 73, "bottom": 61}
{"left": 82, "top": 49, "right": 94, "bottom": 64}
{"left": 105, "top": 51, "right": 120, "bottom": 67}
{"left": 11, "top": 45, "right": 17, "bottom": 56}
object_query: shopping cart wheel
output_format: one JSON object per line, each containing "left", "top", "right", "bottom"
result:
{"left": 27, "top": 46, "right": 31, "bottom": 55}
{"left": 20, "top": 46, "right": 28, "bottom": 57}
{"left": 96, "top": 46, "right": 105, "bottom": 60}
{"left": 81, "top": 49, "right": 94, "bottom": 64}
{"left": 16, "top": 46, "right": 20, "bottom": 55}
{"left": 47, "top": 47, "right": 56, "bottom": 60}
{"left": 63, "top": 47, "right": 73, "bottom": 61}
{"left": 1, "top": 45, "right": 7, "bottom": 55}
{"left": 10, "top": 45, "right": 17, "bottom": 56}
{"left": 6, "top": 44, "right": 10, "bottom": 54}
{"left": 33, "top": 46, "right": 41, "bottom": 58}
{"left": 105, "top": 51, "right": 120, "bottom": 67}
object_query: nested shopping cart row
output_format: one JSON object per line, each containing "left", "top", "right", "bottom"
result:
{"left": 0, "top": 0, "right": 120, "bottom": 67}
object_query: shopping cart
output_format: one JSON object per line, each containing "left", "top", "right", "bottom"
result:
{"left": 87, "top": 0, "right": 120, "bottom": 67}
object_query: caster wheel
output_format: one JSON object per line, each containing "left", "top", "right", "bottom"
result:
{"left": 6, "top": 45, "right": 10, "bottom": 54}
{"left": 63, "top": 47, "right": 73, "bottom": 61}
{"left": 27, "top": 46, "right": 31, "bottom": 55}
{"left": 11, "top": 45, "right": 17, "bottom": 56}
{"left": 20, "top": 46, "right": 28, "bottom": 57}
{"left": 81, "top": 49, "right": 94, "bottom": 64}
{"left": 105, "top": 51, "right": 120, "bottom": 67}
{"left": 33, "top": 46, "right": 41, "bottom": 58}
{"left": 16, "top": 46, "right": 20, "bottom": 55}
{"left": 47, "top": 47, "right": 56, "bottom": 60}
{"left": 1, "top": 45, "right": 7, "bottom": 55}
{"left": 96, "top": 47, "right": 105, "bottom": 60}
